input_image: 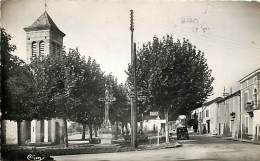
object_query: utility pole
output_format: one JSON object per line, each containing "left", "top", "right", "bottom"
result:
{"left": 130, "top": 9, "right": 137, "bottom": 148}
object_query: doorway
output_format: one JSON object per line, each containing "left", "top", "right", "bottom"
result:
{"left": 206, "top": 120, "right": 210, "bottom": 133}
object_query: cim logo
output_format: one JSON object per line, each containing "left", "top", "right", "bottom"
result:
{"left": 27, "top": 154, "right": 45, "bottom": 161}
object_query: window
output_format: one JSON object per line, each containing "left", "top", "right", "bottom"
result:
{"left": 206, "top": 110, "right": 209, "bottom": 117}
{"left": 32, "top": 41, "right": 37, "bottom": 57}
{"left": 244, "top": 91, "right": 249, "bottom": 103}
{"left": 254, "top": 88, "right": 258, "bottom": 107}
{"left": 245, "top": 117, "right": 249, "bottom": 134}
{"left": 39, "top": 41, "right": 45, "bottom": 56}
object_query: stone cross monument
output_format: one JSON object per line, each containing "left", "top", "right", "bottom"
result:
{"left": 99, "top": 84, "right": 116, "bottom": 126}
{"left": 99, "top": 83, "right": 116, "bottom": 144}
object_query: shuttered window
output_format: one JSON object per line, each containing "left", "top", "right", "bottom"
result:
{"left": 32, "top": 41, "right": 37, "bottom": 57}
{"left": 39, "top": 41, "right": 45, "bottom": 56}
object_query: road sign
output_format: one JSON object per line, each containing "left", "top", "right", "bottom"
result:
{"left": 150, "top": 111, "right": 159, "bottom": 116}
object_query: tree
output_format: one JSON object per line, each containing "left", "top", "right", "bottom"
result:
{"left": 30, "top": 48, "right": 84, "bottom": 147}
{"left": 71, "top": 56, "right": 105, "bottom": 141}
{"left": 127, "top": 35, "right": 214, "bottom": 143}
{"left": 109, "top": 77, "right": 129, "bottom": 137}
{"left": 1, "top": 28, "right": 36, "bottom": 145}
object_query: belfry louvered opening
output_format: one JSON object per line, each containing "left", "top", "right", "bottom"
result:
{"left": 32, "top": 41, "right": 37, "bottom": 57}
{"left": 39, "top": 41, "right": 45, "bottom": 56}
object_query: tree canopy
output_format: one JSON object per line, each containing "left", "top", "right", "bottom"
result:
{"left": 127, "top": 35, "right": 214, "bottom": 118}
{"left": 1, "top": 28, "right": 35, "bottom": 121}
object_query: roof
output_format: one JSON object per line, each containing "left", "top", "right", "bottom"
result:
{"left": 216, "top": 90, "right": 240, "bottom": 103}
{"left": 24, "top": 11, "right": 65, "bottom": 37}
{"left": 203, "top": 97, "right": 223, "bottom": 106}
{"left": 239, "top": 68, "right": 260, "bottom": 83}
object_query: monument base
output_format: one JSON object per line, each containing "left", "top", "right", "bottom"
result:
{"left": 100, "top": 125, "right": 114, "bottom": 144}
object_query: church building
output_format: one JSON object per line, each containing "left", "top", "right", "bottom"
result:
{"left": 3, "top": 11, "right": 66, "bottom": 145}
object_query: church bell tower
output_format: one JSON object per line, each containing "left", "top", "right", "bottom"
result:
{"left": 24, "top": 11, "right": 65, "bottom": 62}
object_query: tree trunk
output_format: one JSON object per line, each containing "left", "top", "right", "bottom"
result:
{"left": 88, "top": 124, "right": 93, "bottom": 141}
{"left": 121, "top": 123, "right": 124, "bottom": 134}
{"left": 17, "top": 121, "right": 22, "bottom": 146}
{"left": 63, "top": 118, "right": 68, "bottom": 148}
{"left": 115, "top": 120, "right": 119, "bottom": 139}
{"left": 1, "top": 120, "right": 6, "bottom": 145}
{"left": 165, "top": 108, "right": 169, "bottom": 144}
{"left": 140, "top": 114, "right": 143, "bottom": 132}
{"left": 94, "top": 124, "right": 98, "bottom": 137}
{"left": 82, "top": 123, "right": 86, "bottom": 140}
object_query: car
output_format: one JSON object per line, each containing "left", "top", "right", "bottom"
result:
{"left": 176, "top": 127, "right": 189, "bottom": 140}
{"left": 169, "top": 129, "right": 176, "bottom": 137}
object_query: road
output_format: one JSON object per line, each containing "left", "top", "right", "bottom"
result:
{"left": 53, "top": 135, "right": 260, "bottom": 161}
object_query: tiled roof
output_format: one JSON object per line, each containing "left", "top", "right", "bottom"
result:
{"left": 24, "top": 11, "right": 65, "bottom": 36}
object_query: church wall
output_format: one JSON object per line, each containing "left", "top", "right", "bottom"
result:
{"left": 4, "top": 120, "right": 18, "bottom": 144}
{"left": 20, "top": 121, "right": 31, "bottom": 144}
{"left": 49, "top": 30, "right": 63, "bottom": 55}
{"left": 31, "top": 120, "right": 43, "bottom": 143}
{"left": 49, "top": 118, "right": 65, "bottom": 144}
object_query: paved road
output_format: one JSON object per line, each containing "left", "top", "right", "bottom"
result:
{"left": 53, "top": 135, "right": 260, "bottom": 161}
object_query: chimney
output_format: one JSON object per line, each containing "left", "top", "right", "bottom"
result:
{"left": 223, "top": 87, "right": 229, "bottom": 97}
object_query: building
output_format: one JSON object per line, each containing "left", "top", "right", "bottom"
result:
{"left": 24, "top": 11, "right": 65, "bottom": 62}
{"left": 239, "top": 68, "right": 260, "bottom": 141}
{"left": 142, "top": 112, "right": 166, "bottom": 134}
{"left": 191, "top": 97, "right": 222, "bottom": 134}
{"left": 216, "top": 91, "right": 241, "bottom": 139}
{"left": 3, "top": 11, "right": 66, "bottom": 145}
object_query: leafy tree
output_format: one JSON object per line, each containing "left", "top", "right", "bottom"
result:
{"left": 30, "top": 48, "right": 84, "bottom": 147}
{"left": 1, "top": 28, "right": 36, "bottom": 145}
{"left": 127, "top": 35, "right": 214, "bottom": 143}
{"left": 108, "top": 77, "right": 129, "bottom": 137}
{"left": 71, "top": 57, "right": 105, "bottom": 140}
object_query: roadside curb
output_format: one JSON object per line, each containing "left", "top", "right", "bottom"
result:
{"left": 2, "top": 141, "right": 183, "bottom": 160}
{"left": 214, "top": 136, "right": 260, "bottom": 145}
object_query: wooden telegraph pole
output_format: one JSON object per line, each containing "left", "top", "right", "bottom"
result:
{"left": 130, "top": 9, "right": 137, "bottom": 148}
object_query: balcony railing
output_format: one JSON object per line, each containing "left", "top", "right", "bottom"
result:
{"left": 245, "top": 101, "right": 254, "bottom": 112}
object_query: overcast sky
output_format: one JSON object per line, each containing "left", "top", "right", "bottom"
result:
{"left": 2, "top": 0, "right": 260, "bottom": 100}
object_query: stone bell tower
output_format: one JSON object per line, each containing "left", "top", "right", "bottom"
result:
{"left": 24, "top": 11, "right": 65, "bottom": 62}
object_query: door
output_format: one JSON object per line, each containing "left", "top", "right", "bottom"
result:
{"left": 230, "top": 120, "right": 234, "bottom": 138}
{"left": 207, "top": 120, "right": 210, "bottom": 133}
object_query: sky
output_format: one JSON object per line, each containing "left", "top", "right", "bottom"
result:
{"left": 1, "top": 0, "right": 260, "bottom": 101}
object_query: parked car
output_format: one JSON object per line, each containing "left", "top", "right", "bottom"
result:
{"left": 176, "top": 127, "right": 189, "bottom": 140}
{"left": 169, "top": 129, "right": 176, "bottom": 136}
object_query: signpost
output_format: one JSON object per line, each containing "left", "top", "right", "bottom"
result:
{"left": 156, "top": 116, "right": 160, "bottom": 145}
{"left": 150, "top": 111, "right": 159, "bottom": 117}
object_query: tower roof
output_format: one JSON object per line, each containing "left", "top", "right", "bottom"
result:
{"left": 24, "top": 11, "right": 65, "bottom": 37}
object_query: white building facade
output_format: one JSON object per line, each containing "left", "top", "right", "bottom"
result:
{"left": 240, "top": 68, "right": 260, "bottom": 141}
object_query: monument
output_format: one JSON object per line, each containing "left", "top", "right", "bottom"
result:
{"left": 99, "top": 84, "right": 116, "bottom": 144}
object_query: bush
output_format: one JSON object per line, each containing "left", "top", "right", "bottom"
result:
{"left": 1, "top": 147, "right": 54, "bottom": 161}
